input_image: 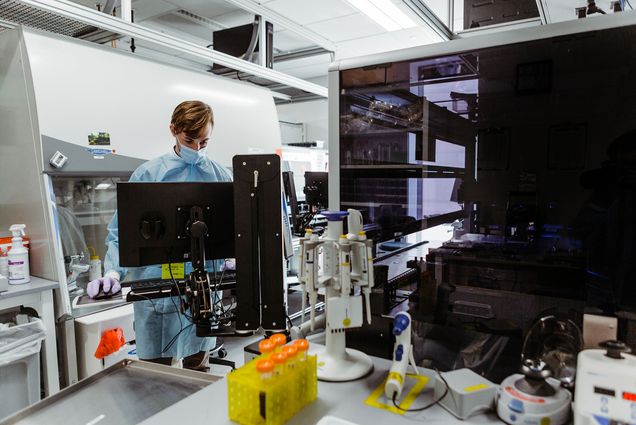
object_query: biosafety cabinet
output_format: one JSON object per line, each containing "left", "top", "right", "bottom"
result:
{"left": 0, "top": 26, "right": 282, "bottom": 384}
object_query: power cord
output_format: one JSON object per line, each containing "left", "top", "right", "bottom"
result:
{"left": 162, "top": 262, "right": 186, "bottom": 354}
{"left": 169, "top": 261, "right": 192, "bottom": 321}
{"left": 162, "top": 324, "right": 193, "bottom": 354}
{"left": 390, "top": 368, "right": 449, "bottom": 412}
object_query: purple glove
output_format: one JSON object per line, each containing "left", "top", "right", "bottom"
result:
{"left": 87, "top": 276, "right": 121, "bottom": 298}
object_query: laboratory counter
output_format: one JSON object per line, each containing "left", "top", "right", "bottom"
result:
{"left": 0, "top": 277, "right": 58, "bottom": 299}
{"left": 141, "top": 352, "right": 502, "bottom": 425}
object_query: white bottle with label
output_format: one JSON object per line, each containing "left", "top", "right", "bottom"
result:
{"left": 89, "top": 255, "right": 102, "bottom": 281}
{"left": 8, "top": 224, "right": 30, "bottom": 284}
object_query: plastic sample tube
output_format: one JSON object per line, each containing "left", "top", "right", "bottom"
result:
{"left": 282, "top": 345, "right": 298, "bottom": 369}
{"left": 272, "top": 352, "right": 288, "bottom": 376}
{"left": 293, "top": 339, "right": 309, "bottom": 362}
{"left": 270, "top": 333, "right": 287, "bottom": 352}
{"left": 258, "top": 339, "right": 275, "bottom": 358}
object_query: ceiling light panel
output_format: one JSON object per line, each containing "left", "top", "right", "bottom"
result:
{"left": 369, "top": 0, "right": 417, "bottom": 28}
{"left": 346, "top": 0, "right": 417, "bottom": 31}
{"left": 347, "top": 0, "right": 400, "bottom": 31}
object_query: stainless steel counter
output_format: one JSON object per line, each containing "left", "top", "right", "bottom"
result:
{"left": 0, "top": 360, "right": 218, "bottom": 425}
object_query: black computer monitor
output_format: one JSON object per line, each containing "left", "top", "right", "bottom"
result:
{"left": 304, "top": 171, "right": 328, "bottom": 209}
{"left": 117, "top": 182, "right": 235, "bottom": 267}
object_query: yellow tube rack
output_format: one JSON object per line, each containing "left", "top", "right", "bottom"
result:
{"left": 228, "top": 354, "right": 317, "bottom": 425}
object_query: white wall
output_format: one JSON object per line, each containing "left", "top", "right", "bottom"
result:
{"left": 23, "top": 28, "right": 281, "bottom": 167}
{"left": 276, "top": 99, "right": 328, "bottom": 144}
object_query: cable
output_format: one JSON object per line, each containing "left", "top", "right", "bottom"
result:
{"left": 168, "top": 262, "right": 185, "bottom": 333}
{"left": 207, "top": 243, "right": 225, "bottom": 321}
{"left": 162, "top": 324, "right": 193, "bottom": 354}
{"left": 212, "top": 263, "right": 226, "bottom": 313}
{"left": 169, "top": 261, "right": 192, "bottom": 321}
{"left": 235, "top": 71, "right": 270, "bottom": 87}
{"left": 390, "top": 368, "right": 449, "bottom": 412}
{"left": 161, "top": 262, "right": 198, "bottom": 354}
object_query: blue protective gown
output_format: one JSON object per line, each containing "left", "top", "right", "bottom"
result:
{"left": 104, "top": 148, "right": 232, "bottom": 360}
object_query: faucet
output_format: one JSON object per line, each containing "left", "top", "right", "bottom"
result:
{"left": 67, "top": 253, "right": 90, "bottom": 292}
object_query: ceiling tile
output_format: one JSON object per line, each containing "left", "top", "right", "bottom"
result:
{"left": 306, "top": 12, "right": 385, "bottom": 42}
{"left": 335, "top": 25, "right": 443, "bottom": 59}
{"left": 263, "top": 0, "right": 357, "bottom": 25}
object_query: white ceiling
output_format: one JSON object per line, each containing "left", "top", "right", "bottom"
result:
{"left": 261, "top": 0, "right": 358, "bottom": 26}
{"left": 67, "top": 0, "right": 451, "bottom": 86}
{"left": 63, "top": 0, "right": 620, "bottom": 95}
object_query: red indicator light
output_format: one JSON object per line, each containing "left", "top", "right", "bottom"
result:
{"left": 623, "top": 392, "right": 636, "bottom": 402}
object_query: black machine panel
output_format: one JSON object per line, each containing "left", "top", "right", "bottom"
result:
{"left": 233, "top": 154, "right": 286, "bottom": 332}
{"left": 340, "top": 22, "right": 636, "bottom": 351}
{"left": 117, "top": 182, "right": 234, "bottom": 267}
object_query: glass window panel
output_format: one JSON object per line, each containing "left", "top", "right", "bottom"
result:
{"left": 52, "top": 176, "right": 128, "bottom": 298}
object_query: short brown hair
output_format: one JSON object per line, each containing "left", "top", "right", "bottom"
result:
{"left": 171, "top": 100, "right": 214, "bottom": 138}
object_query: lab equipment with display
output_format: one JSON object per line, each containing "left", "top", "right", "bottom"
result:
{"left": 117, "top": 155, "right": 286, "bottom": 337}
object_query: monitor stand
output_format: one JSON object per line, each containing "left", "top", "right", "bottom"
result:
{"left": 183, "top": 154, "right": 287, "bottom": 337}
{"left": 184, "top": 205, "right": 239, "bottom": 337}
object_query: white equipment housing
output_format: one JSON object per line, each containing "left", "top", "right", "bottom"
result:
{"left": 574, "top": 347, "right": 636, "bottom": 425}
{"left": 497, "top": 373, "right": 571, "bottom": 425}
{"left": 0, "top": 26, "right": 281, "bottom": 384}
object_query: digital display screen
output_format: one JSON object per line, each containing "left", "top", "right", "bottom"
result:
{"left": 623, "top": 391, "right": 636, "bottom": 402}
{"left": 594, "top": 387, "right": 615, "bottom": 397}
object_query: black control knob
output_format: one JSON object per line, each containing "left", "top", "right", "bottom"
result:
{"left": 600, "top": 340, "right": 631, "bottom": 359}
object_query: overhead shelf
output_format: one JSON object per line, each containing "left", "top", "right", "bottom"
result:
{"left": 341, "top": 91, "right": 476, "bottom": 147}
{"left": 341, "top": 164, "right": 465, "bottom": 179}
{"left": 1, "top": 0, "right": 328, "bottom": 102}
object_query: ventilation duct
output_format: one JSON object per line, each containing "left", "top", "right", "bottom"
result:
{"left": 0, "top": 0, "right": 121, "bottom": 43}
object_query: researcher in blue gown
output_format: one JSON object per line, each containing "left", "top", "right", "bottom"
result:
{"left": 87, "top": 100, "right": 232, "bottom": 370}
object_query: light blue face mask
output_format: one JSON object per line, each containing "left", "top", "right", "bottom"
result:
{"left": 177, "top": 140, "right": 208, "bottom": 164}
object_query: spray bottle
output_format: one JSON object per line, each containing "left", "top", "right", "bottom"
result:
{"left": 8, "top": 224, "right": 30, "bottom": 284}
